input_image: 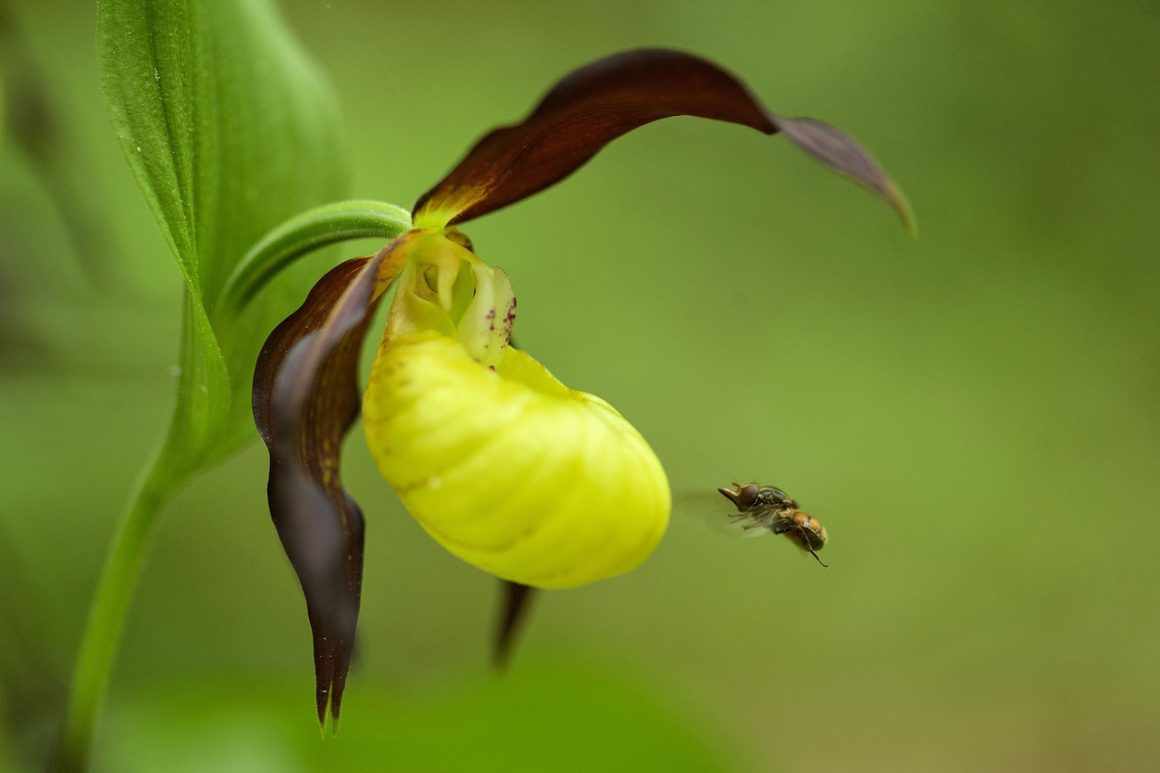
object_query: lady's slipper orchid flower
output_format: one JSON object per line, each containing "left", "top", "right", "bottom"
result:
{"left": 252, "top": 48, "right": 911, "bottom": 724}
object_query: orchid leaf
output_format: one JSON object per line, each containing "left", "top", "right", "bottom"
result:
{"left": 99, "top": 0, "right": 348, "bottom": 472}
{"left": 415, "top": 48, "right": 912, "bottom": 233}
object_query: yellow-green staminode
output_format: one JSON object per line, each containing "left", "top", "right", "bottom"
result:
{"left": 362, "top": 232, "right": 671, "bottom": 588}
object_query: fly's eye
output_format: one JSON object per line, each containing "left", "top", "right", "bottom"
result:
{"left": 737, "top": 483, "right": 760, "bottom": 507}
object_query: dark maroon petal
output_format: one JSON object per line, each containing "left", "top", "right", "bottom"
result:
{"left": 493, "top": 581, "right": 536, "bottom": 671}
{"left": 413, "top": 49, "right": 770, "bottom": 227}
{"left": 775, "top": 116, "right": 915, "bottom": 235}
{"left": 252, "top": 234, "right": 412, "bottom": 725}
{"left": 413, "top": 48, "right": 912, "bottom": 231}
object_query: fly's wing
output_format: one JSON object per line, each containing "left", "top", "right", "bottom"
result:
{"left": 674, "top": 490, "right": 772, "bottom": 538}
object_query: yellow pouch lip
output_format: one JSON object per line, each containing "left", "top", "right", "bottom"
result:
{"left": 363, "top": 331, "right": 671, "bottom": 588}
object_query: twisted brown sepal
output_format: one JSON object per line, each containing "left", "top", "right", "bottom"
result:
{"left": 493, "top": 581, "right": 537, "bottom": 671}
{"left": 414, "top": 48, "right": 913, "bottom": 233}
{"left": 775, "top": 116, "right": 915, "bottom": 236}
{"left": 253, "top": 233, "right": 414, "bottom": 726}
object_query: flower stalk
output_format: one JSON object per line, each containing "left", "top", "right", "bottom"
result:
{"left": 54, "top": 443, "right": 184, "bottom": 773}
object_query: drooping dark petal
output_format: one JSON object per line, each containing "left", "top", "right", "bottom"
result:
{"left": 493, "top": 581, "right": 537, "bottom": 671}
{"left": 775, "top": 116, "right": 916, "bottom": 235}
{"left": 253, "top": 233, "right": 414, "bottom": 725}
{"left": 413, "top": 48, "right": 911, "bottom": 231}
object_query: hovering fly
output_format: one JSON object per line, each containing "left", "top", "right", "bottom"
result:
{"left": 718, "top": 482, "right": 829, "bottom": 567}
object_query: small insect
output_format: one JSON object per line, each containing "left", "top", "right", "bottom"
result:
{"left": 718, "top": 482, "right": 829, "bottom": 567}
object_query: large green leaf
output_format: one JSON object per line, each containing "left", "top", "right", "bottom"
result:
{"left": 99, "top": 0, "right": 348, "bottom": 472}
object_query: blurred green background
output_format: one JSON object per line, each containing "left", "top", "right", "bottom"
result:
{"left": 2, "top": 0, "right": 1159, "bottom": 771}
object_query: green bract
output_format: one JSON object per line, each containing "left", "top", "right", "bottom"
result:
{"left": 99, "top": 0, "right": 352, "bottom": 473}
{"left": 62, "top": 5, "right": 413, "bottom": 769}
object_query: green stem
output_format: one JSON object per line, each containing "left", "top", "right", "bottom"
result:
{"left": 216, "top": 199, "right": 411, "bottom": 312}
{"left": 53, "top": 444, "right": 184, "bottom": 772}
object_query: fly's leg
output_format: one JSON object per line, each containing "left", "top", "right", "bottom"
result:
{"left": 796, "top": 525, "right": 829, "bottom": 567}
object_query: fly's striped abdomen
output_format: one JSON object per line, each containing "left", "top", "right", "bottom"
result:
{"left": 775, "top": 511, "right": 827, "bottom": 552}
